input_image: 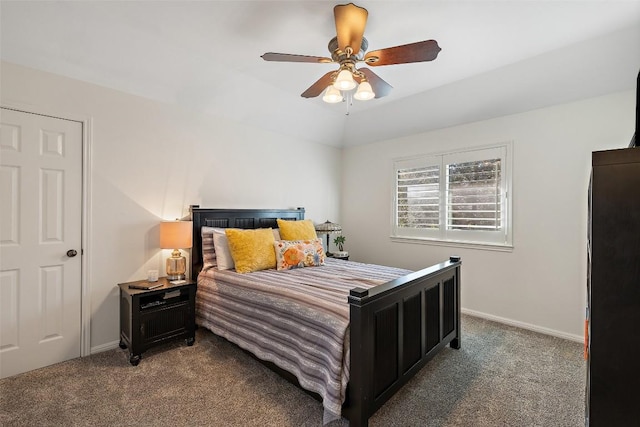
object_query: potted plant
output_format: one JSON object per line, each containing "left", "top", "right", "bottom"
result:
{"left": 333, "top": 235, "right": 347, "bottom": 257}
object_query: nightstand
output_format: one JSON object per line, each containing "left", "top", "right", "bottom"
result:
{"left": 118, "top": 277, "right": 197, "bottom": 366}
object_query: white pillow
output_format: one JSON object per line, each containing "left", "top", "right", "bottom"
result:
{"left": 212, "top": 228, "right": 235, "bottom": 270}
{"left": 212, "top": 227, "right": 281, "bottom": 270}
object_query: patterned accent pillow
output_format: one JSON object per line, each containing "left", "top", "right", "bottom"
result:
{"left": 274, "top": 238, "right": 325, "bottom": 271}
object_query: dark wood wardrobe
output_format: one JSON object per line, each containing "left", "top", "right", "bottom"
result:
{"left": 586, "top": 147, "right": 640, "bottom": 424}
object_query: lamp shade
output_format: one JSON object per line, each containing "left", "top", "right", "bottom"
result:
{"left": 160, "top": 221, "right": 193, "bottom": 249}
{"left": 333, "top": 69, "right": 357, "bottom": 91}
{"left": 354, "top": 81, "right": 375, "bottom": 101}
{"left": 322, "top": 85, "right": 343, "bottom": 103}
{"left": 315, "top": 220, "right": 342, "bottom": 233}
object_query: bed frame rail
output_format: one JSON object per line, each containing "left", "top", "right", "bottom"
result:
{"left": 345, "top": 256, "right": 462, "bottom": 426}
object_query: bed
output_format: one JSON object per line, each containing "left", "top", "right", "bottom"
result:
{"left": 190, "top": 207, "right": 461, "bottom": 426}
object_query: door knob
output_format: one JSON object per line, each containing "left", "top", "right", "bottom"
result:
{"left": 67, "top": 249, "right": 78, "bottom": 257}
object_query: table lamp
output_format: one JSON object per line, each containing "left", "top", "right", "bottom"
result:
{"left": 314, "top": 220, "right": 342, "bottom": 256}
{"left": 160, "top": 220, "right": 193, "bottom": 280}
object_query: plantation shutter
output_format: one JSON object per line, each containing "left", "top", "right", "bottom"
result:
{"left": 446, "top": 158, "right": 502, "bottom": 230}
{"left": 397, "top": 165, "right": 440, "bottom": 229}
{"left": 393, "top": 156, "right": 442, "bottom": 239}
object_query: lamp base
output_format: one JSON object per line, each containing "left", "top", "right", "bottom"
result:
{"left": 166, "top": 251, "right": 187, "bottom": 282}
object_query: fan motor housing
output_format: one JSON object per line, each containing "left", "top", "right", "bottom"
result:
{"left": 328, "top": 36, "right": 368, "bottom": 62}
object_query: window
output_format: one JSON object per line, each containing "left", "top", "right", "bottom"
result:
{"left": 393, "top": 144, "right": 512, "bottom": 247}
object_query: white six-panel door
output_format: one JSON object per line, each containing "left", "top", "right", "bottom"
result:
{"left": 0, "top": 108, "right": 82, "bottom": 378}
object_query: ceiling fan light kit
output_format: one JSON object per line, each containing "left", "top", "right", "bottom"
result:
{"left": 261, "top": 2, "right": 441, "bottom": 106}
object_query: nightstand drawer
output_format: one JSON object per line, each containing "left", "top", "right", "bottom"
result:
{"left": 140, "top": 301, "right": 191, "bottom": 345}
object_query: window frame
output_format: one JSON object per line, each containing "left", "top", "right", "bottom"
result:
{"left": 392, "top": 142, "right": 513, "bottom": 249}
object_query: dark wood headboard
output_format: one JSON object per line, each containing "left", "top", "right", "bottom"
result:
{"left": 189, "top": 206, "right": 305, "bottom": 280}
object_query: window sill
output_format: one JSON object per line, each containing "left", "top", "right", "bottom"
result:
{"left": 390, "top": 236, "right": 513, "bottom": 252}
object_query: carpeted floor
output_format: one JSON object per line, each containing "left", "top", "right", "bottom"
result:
{"left": 0, "top": 315, "right": 585, "bottom": 426}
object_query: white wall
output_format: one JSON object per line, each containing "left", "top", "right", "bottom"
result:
{"left": 342, "top": 90, "right": 636, "bottom": 340}
{"left": 1, "top": 61, "right": 342, "bottom": 351}
{"left": 2, "top": 58, "right": 635, "bottom": 350}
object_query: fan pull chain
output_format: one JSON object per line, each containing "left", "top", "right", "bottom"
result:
{"left": 345, "top": 91, "right": 352, "bottom": 115}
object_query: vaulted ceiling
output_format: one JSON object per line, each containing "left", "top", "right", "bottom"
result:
{"left": 2, "top": 1, "right": 639, "bottom": 147}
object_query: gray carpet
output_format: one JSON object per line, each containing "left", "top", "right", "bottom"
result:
{"left": 0, "top": 315, "right": 585, "bottom": 426}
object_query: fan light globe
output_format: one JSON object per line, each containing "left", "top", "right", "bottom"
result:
{"left": 322, "top": 85, "right": 343, "bottom": 103}
{"left": 354, "top": 81, "right": 375, "bottom": 100}
{"left": 333, "top": 69, "right": 357, "bottom": 91}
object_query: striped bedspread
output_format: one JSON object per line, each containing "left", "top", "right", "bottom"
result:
{"left": 195, "top": 258, "right": 411, "bottom": 421}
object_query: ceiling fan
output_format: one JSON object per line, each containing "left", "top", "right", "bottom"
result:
{"left": 261, "top": 2, "right": 441, "bottom": 104}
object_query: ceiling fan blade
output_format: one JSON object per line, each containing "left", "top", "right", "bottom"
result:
{"left": 364, "top": 40, "right": 441, "bottom": 66}
{"left": 358, "top": 68, "right": 392, "bottom": 98}
{"left": 301, "top": 71, "right": 336, "bottom": 98}
{"left": 261, "top": 53, "right": 332, "bottom": 63}
{"left": 334, "top": 3, "right": 368, "bottom": 54}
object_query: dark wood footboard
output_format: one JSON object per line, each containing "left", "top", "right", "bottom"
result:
{"left": 345, "top": 256, "right": 462, "bottom": 426}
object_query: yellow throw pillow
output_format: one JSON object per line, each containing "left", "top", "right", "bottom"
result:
{"left": 225, "top": 228, "right": 276, "bottom": 273}
{"left": 277, "top": 219, "right": 317, "bottom": 241}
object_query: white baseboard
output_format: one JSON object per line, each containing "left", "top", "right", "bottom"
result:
{"left": 461, "top": 308, "right": 583, "bottom": 343}
{"left": 89, "top": 311, "right": 581, "bottom": 354}
{"left": 91, "top": 340, "right": 120, "bottom": 355}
